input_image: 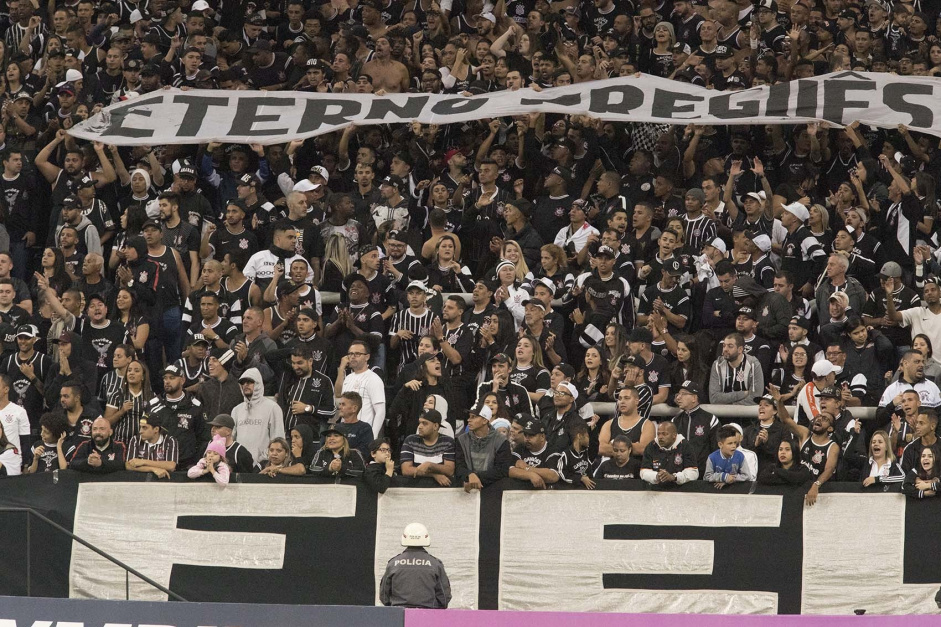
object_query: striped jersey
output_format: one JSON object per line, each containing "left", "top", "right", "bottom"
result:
{"left": 107, "top": 389, "right": 152, "bottom": 444}
{"left": 126, "top": 433, "right": 179, "bottom": 464}
{"left": 389, "top": 307, "right": 435, "bottom": 370}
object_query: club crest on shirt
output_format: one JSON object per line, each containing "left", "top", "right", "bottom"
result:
{"left": 674, "top": 453, "right": 683, "bottom": 465}
{"left": 812, "top": 450, "right": 823, "bottom": 464}
{"left": 695, "top": 425, "right": 705, "bottom": 436}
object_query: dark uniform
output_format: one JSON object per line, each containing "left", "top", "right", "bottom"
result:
{"left": 379, "top": 545, "right": 451, "bottom": 609}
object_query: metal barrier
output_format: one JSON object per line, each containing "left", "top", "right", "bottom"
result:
{"left": 589, "top": 402, "right": 879, "bottom": 420}
{"left": 0, "top": 506, "right": 187, "bottom": 601}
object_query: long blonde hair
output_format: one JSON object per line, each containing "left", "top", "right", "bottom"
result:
{"left": 868, "top": 429, "right": 896, "bottom": 463}
{"left": 502, "top": 240, "right": 530, "bottom": 281}
{"left": 321, "top": 233, "right": 352, "bottom": 287}
{"left": 514, "top": 333, "right": 546, "bottom": 370}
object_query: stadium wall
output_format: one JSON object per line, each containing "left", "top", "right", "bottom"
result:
{"left": 1, "top": 472, "right": 940, "bottom": 615}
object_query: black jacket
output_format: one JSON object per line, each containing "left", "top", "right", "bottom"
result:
{"left": 69, "top": 438, "right": 127, "bottom": 474}
{"left": 671, "top": 406, "right": 719, "bottom": 474}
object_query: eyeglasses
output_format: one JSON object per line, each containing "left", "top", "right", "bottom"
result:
{"left": 556, "top": 391, "right": 572, "bottom": 397}
{"left": 347, "top": 352, "right": 368, "bottom": 357}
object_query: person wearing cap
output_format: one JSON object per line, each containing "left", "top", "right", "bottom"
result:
{"left": 624, "top": 327, "right": 670, "bottom": 405}
{"left": 554, "top": 199, "right": 600, "bottom": 265}
{"left": 1, "top": 323, "right": 52, "bottom": 429}
{"left": 637, "top": 257, "right": 690, "bottom": 336}
{"left": 174, "top": 332, "right": 211, "bottom": 392}
{"left": 124, "top": 413, "right": 179, "bottom": 478}
{"left": 57, "top": 194, "right": 103, "bottom": 256}
{"left": 708, "top": 333, "right": 764, "bottom": 406}
{"left": 280, "top": 345, "right": 335, "bottom": 434}
{"left": 380, "top": 521, "right": 451, "bottom": 609}
{"left": 68, "top": 417, "right": 128, "bottom": 475}
{"left": 199, "top": 141, "right": 269, "bottom": 221}
{"left": 769, "top": 384, "right": 839, "bottom": 506}
{"left": 733, "top": 274, "right": 792, "bottom": 343}
{"left": 672, "top": 380, "right": 719, "bottom": 475}
{"left": 455, "top": 404, "right": 513, "bottom": 491}
{"left": 779, "top": 316, "right": 822, "bottom": 370}
{"left": 814, "top": 254, "right": 866, "bottom": 322}
{"left": 389, "top": 280, "right": 435, "bottom": 371}
{"left": 742, "top": 230, "right": 775, "bottom": 289}
{"left": 371, "top": 173, "right": 411, "bottom": 234}
{"left": 862, "top": 261, "right": 920, "bottom": 352}
{"left": 400, "top": 408, "right": 455, "bottom": 486}
{"left": 146, "top": 364, "right": 210, "bottom": 470}
{"left": 779, "top": 201, "right": 826, "bottom": 299}
{"left": 884, "top": 270, "right": 941, "bottom": 355}
{"left": 543, "top": 381, "right": 583, "bottom": 453}
{"left": 204, "top": 412, "right": 254, "bottom": 474}
{"left": 508, "top": 417, "right": 561, "bottom": 488}
{"left": 793, "top": 359, "right": 838, "bottom": 427}
{"left": 701, "top": 260, "right": 738, "bottom": 339}
{"left": 639, "top": 421, "right": 699, "bottom": 486}
{"left": 309, "top": 425, "right": 366, "bottom": 477}
{"left": 230, "top": 367, "right": 285, "bottom": 466}
{"left": 742, "top": 394, "right": 789, "bottom": 471}
{"left": 573, "top": 242, "right": 634, "bottom": 332}
{"left": 155, "top": 192, "right": 200, "bottom": 288}
{"left": 733, "top": 306, "right": 773, "bottom": 381}
{"left": 530, "top": 165, "right": 575, "bottom": 246}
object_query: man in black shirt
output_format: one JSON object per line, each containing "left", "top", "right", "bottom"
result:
{"left": 281, "top": 345, "right": 335, "bottom": 433}
{"left": 148, "top": 364, "right": 211, "bottom": 470}
{"left": 81, "top": 295, "right": 130, "bottom": 385}
{"left": 672, "top": 380, "right": 719, "bottom": 474}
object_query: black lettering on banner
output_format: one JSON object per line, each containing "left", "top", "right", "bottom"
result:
{"left": 765, "top": 81, "right": 790, "bottom": 117}
{"left": 173, "top": 95, "right": 229, "bottom": 137}
{"left": 708, "top": 92, "right": 760, "bottom": 119}
{"left": 588, "top": 85, "right": 645, "bottom": 115}
{"left": 101, "top": 94, "right": 163, "bottom": 138}
{"left": 228, "top": 97, "right": 294, "bottom": 136}
{"left": 652, "top": 89, "right": 703, "bottom": 119}
{"left": 822, "top": 78, "right": 877, "bottom": 125}
{"left": 795, "top": 79, "right": 818, "bottom": 119}
{"left": 297, "top": 98, "right": 363, "bottom": 133}
{"left": 883, "top": 83, "right": 934, "bottom": 129}
{"left": 519, "top": 93, "right": 583, "bottom": 107}
{"left": 365, "top": 95, "right": 430, "bottom": 121}
{"left": 429, "top": 98, "right": 488, "bottom": 115}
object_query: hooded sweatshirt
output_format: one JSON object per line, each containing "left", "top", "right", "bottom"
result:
{"left": 231, "top": 367, "right": 285, "bottom": 464}
{"left": 56, "top": 215, "right": 102, "bottom": 255}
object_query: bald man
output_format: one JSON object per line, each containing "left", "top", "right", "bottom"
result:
{"left": 68, "top": 417, "right": 127, "bottom": 473}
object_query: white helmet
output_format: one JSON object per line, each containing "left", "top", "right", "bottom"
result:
{"left": 401, "top": 522, "right": 431, "bottom": 547}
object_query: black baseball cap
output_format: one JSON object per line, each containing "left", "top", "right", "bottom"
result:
{"left": 663, "top": 259, "right": 683, "bottom": 276}
{"left": 679, "top": 380, "right": 701, "bottom": 396}
{"left": 521, "top": 419, "right": 545, "bottom": 435}
{"left": 818, "top": 386, "right": 843, "bottom": 399}
{"left": 421, "top": 409, "right": 443, "bottom": 425}
{"left": 737, "top": 306, "right": 758, "bottom": 320}
{"left": 490, "top": 352, "right": 510, "bottom": 364}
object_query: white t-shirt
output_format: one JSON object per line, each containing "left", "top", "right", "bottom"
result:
{"left": 0, "top": 401, "right": 30, "bottom": 458}
{"left": 900, "top": 306, "right": 941, "bottom": 349}
{"left": 342, "top": 369, "right": 386, "bottom": 438}
{"left": 0, "top": 446, "right": 21, "bottom": 476}
{"left": 554, "top": 223, "right": 600, "bottom": 253}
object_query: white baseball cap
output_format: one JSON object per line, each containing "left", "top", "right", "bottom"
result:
{"left": 811, "top": 360, "right": 836, "bottom": 378}
{"left": 293, "top": 180, "right": 321, "bottom": 192}
{"left": 66, "top": 69, "right": 83, "bottom": 82}
{"left": 783, "top": 202, "right": 810, "bottom": 222}
{"left": 192, "top": 0, "right": 210, "bottom": 9}
{"left": 707, "top": 237, "right": 727, "bottom": 254}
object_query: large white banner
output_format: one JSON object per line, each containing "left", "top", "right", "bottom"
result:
{"left": 68, "top": 72, "right": 941, "bottom": 146}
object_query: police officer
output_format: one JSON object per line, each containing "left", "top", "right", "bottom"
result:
{"left": 379, "top": 523, "right": 452, "bottom": 609}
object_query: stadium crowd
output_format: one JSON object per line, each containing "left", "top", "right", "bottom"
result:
{"left": 0, "top": 0, "right": 939, "bottom": 503}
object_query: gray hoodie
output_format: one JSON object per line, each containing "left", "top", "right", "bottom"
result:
{"left": 55, "top": 216, "right": 102, "bottom": 255}
{"left": 231, "top": 367, "right": 285, "bottom": 464}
